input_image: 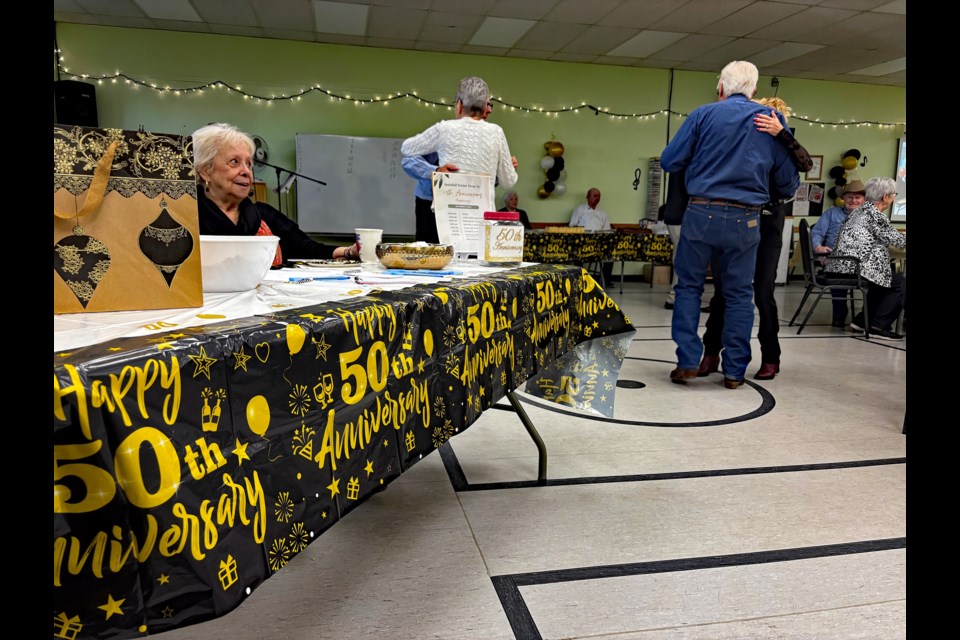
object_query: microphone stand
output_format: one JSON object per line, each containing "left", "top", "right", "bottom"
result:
{"left": 255, "top": 160, "right": 327, "bottom": 216}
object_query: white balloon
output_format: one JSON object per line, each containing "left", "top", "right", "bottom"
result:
{"left": 553, "top": 182, "right": 567, "bottom": 196}
{"left": 540, "top": 156, "right": 555, "bottom": 170}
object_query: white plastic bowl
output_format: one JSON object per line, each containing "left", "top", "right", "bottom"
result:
{"left": 199, "top": 235, "right": 279, "bottom": 292}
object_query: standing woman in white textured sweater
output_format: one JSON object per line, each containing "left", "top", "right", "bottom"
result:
{"left": 401, "top": 76, "right": 518, "bottom": 189}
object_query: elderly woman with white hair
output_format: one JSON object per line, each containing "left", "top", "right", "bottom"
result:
{"left": 498, "top": 190, "right": 531, "bottom": 229}
{"left": 192, "top": 122, "right": 359, "bottom": 266}
{"left": 825, "top": 176, "right": 906, "bottom": 340}
{"left": 401, "top": 76, "right": 518, "bottom": 189}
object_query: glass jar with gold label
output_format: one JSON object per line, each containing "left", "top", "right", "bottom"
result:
{"left": 481, "top": 211, "right": 524, "bottom": 266}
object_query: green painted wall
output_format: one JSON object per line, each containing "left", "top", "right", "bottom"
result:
{"left": 56, "top": 23, "right": 905, "bottom": 244}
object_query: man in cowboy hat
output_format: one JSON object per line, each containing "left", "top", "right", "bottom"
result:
{"left": 810, "top": 178, "right": 866, "bottom": 327}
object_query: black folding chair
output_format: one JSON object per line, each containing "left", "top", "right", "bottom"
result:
{"left": 788, "top": 219, "right": 871, "bottom": 337}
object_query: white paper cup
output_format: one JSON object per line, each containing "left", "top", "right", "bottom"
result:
{"left": 355, "top": 228, "right": 383, "bottom": 263}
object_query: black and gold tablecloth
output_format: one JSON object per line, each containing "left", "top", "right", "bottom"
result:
{"left": 53, "top": 264, "right": 634, "bottom": 639}
{"left": 523, "top": 230, "right": 673, "bottom": 265}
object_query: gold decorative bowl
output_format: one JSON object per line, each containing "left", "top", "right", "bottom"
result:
{"left": 375, "top": 243, "right": 454, "bottom": 270}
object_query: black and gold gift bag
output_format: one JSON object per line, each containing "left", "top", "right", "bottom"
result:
{"left": 54, "top": 126, "right": 203, "bottom": 313}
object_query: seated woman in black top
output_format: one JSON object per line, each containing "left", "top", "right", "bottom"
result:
{"left": 498, "top": 190, "right": 531, "bottom": 229}
{"left": 192, "top": 122, "right": 359, "bottom": 267}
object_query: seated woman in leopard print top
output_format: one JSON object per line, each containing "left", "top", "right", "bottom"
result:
{"left": 825, "top": 176, "right": 906, "bottom": 340}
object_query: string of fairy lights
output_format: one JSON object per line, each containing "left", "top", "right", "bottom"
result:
{"left": 55, "top": 54, "right": 906, "bottom": 130}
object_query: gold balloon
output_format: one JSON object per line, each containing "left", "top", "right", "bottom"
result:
{"left": 538, "top": 185, "right": 550, "bottom": 198}
{"left": 423, "top": 328, "right": 434, "bottom": 356}
{"left": 246, "top": 395, "right": 271, "bottom": 437}
{"left": 286, "top": 324, "right": 306, "bottom": 355}
{"left": 835, "top": 197, "right": 844, "bottom": 206}
{"left": 546, "top": 141, "right": 565, "bottom": 158}
{"left": 841, "top": 156, "right": 858, "bottom": 170}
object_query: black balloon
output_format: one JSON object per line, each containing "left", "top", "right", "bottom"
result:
{"left": 552, "top": 157, "right": 565, "bottom": 171}
{"left": 543, "top": 180, "right": 555, "bottom": 193}
{"left": 827, "top": 187, "right": 838, "bottom": 200}
{"left": 828, "top": 165, "right": 845, "bottom": 179}
{"left": 843, "top": 148, "right": 862, "bottom": 160}
{"left": 546, "top": 167, "right": 561, "bottom": 182}
{"left": 835, "top": 177, "right": 847, "bottom": 187}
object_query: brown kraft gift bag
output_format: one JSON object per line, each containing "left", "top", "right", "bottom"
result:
{"left": 53, "top": 126, "right": 203, "bottom": 313}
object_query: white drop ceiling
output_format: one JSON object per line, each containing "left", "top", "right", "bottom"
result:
{"left": 53, "top": 0, "right": 906, "bottom": 87}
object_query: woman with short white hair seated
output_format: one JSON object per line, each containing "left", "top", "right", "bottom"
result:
{"left": 825, "top": 176, "right": 906, "bottom": 340}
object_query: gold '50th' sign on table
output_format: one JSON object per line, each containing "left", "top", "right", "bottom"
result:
{"left": 53, "top": 264, "right": 634, "bottom": 639}
{"left": 523, "top": 230, "right": 673, "bottom": 265}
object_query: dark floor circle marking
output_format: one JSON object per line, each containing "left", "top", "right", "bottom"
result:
{"left": 519, "top": 356, "right": 776, "bottom": 427}
{"left": 616, "top": 380, "right": 644, "bottom": 389}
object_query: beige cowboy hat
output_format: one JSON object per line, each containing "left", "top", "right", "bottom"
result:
{"left": 837, "top": 179, "right": 866, "bottom": 197}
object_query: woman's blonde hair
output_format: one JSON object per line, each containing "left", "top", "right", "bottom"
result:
{"left": 755, "top": 96, "right": 792, "bottom": 119}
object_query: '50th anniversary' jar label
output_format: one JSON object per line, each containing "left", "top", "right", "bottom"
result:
{"left": 483, "top": 211, "right": 524, "bottom": 265}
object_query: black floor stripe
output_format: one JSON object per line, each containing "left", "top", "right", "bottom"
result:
{"left": 491, "top": 537, "right": 906, "bottom": 640}
{"left": 445, "top": 457, "right": 905, "bottom": 492}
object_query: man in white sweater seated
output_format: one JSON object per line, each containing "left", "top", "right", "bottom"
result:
{"left": 569, "top": 187, "right": 614, "bottom": 284}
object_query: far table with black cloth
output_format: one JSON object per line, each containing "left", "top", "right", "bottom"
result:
{"left": 524, "top": 230, "right": 674, "bottom": 291}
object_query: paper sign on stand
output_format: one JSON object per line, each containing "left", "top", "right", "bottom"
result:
{"left": 432, "top": 171, "right": 494, "bottom": 258}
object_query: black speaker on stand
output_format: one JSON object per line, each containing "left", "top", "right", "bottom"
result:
{"left": 54, "top": 80, "right": 98, "bottom": 127}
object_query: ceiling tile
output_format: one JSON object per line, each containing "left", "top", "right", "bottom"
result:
{"left": 313, "top": 0, "right": 368, "bottom": 35}
{"left": 513, "top": 21, "right": 588, "bottom": 51}
{"left": 691, "top": 37, "right": 781, "bottom": 64}
{"left": 469, "top": 17, "right": 536, "bottom": 47}
{"left": 818, "top": 0, "right": 890, "bottom": 9}
{"left": 54, "top": 11, "right": 103, "bottom": 24}
{"left": 562, "top": 25, "right": 638, "bottom": 55}
{"left": 367, "top": 0, "right": 430, "bottom": 9}
{"left": 848, "top": 56, "right": 906, "bottom": 76}
{"left": 250, "top": 0, "right": 313, "bottom": 30}
{"left": 546, "top": 0, "right": 623, "bottom": 24}
{"left": 653, "top": 34, "right": 735, "bottom": 61}
{"left": 872, "top": 1, "right": 906, "bottom": 14}
{"left": 606, "top": 30, "right": 687, "bottom": 58}
{"left": 488, "top": 0, "right": 557, "bottom": 21}
{"left": 425, "top": 10, "right": 483, "bottom": 29}
{"left": 699, "top": 1, "right": 808, "bottom": 37}
{"left": 633, "top": 58, "right": 687, "bottom": 69}
{"left": 749, "top": 42, "right": 824, "bottom": 67}
{"left": 460, "top": 44, "right": 510, "bottom": 56}
{"left": 428, "top": 0, "right": 496, "bottom": 16}
{"left": 649, "top": 0, "right": 752, "bottom": 32}
{"left": 748, "top": 6, "right": 859, "bottom": 41}
{"left": 76, "top": 0, "right": 144, "bottom": 17}
{"left": 92, "top": 15, "right": 155, "bottom": 28}
{"left": 418, "top": 23, "right": 475, "bottom": 44}
{"left": 54, "top": 0, "right": 86, "bottom": 11}
{"left": 153, "top": 19, "right": 212, "bottom": 33}
{"left": 550, "top": 52, "right": 599, "bottom": 63}
{"left": 192, "top": 0, "right": 260, "bottom": 26}
{"left": 506, "top": 49, "right": 555, "bottom": 60}
{"left": 414, "top": 40, "right": 463, "bottom": 53}
{"left": 367, "top": 6, "right": 426, "bottom": 40}
{"left": 133, "top": 0, "right": 201, "bottom": 21}
{"left": 598, "top": 0, "right": 694, "bottom": 29}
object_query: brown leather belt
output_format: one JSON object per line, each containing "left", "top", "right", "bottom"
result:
{"left": 688, "top": 197, "right": 760, "bottom": 211}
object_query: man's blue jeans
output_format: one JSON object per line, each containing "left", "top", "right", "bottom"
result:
{"left": 671, "top": 202, "right": 761, "bottom": 380}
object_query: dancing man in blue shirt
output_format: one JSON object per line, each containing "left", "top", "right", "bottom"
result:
{"left": 660, "top": 60, "right": 800, "bottom": 389}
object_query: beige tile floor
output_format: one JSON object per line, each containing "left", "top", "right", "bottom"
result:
{"left": 157, "top": 280, "right": 906, "bottom": 640}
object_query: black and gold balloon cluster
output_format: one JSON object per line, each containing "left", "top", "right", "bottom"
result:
{"left": 537, "top": 139, "right": 567, "bottom": 199}
{"left": 826, "top": 148, "right": 865, "bottom": 205}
